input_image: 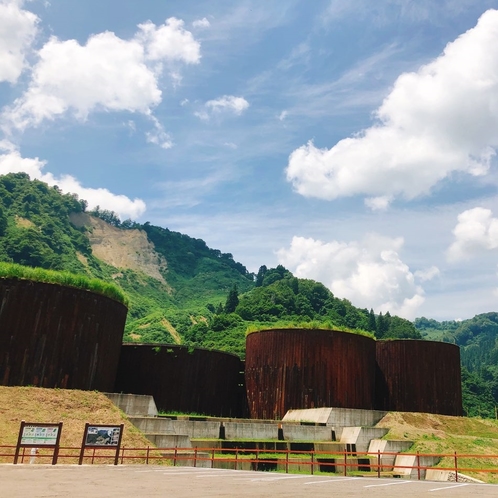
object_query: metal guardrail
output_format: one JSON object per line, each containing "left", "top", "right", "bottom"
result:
{"left": 1, "top": 445, "right": 497, "bottom": 481}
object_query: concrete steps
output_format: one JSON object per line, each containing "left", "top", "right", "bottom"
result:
{"left": 107, "top": 394, "right": 433, "bottom": 479}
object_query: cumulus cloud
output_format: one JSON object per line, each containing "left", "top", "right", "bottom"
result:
{"left": 2, "top": 17, "right": 200, "bottom": 133}
{"left": 447, "top": 207, "right": 498, "bottom": 261}
{"left": 286, "top": 9, "right": 498, "bottom": 208}
{"left": 0, "top": 0, "right": 38, "bottom": 83}
{"left": 0, "top": 144, "right": 146, "bottom": 219}
{"left": 277, "top": 234, "right": 426, "bottom": 319}
{"left": 195, "top": 95, "right": 249, "bottom": 120}
{"left": 414, "top": 266, "right": 440, "bottom": 282}
{"left": 137, "top": 18, "right": 200, "bottom": 64}
{"left": 192, "top": 18, "right": 211, "bottom": 29}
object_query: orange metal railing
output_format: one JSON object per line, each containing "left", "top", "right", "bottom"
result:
{"left": 1, "top": 444, "right": 498, "bottom": 482}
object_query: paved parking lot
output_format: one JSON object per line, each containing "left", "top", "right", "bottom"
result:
{"left": 1, "top": 465, "right": 498, "bottom": 497}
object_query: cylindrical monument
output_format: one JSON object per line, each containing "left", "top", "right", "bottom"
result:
{"left": 375, "top": 340, "right": 463, "bottom": 415}
{"left": 245, "top": 328, "right": 376, "bottom": 419}
{"left": 0, "top": 278, "right": 127, "bottom": 391}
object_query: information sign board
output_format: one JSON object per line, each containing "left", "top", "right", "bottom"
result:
{"left": 79, "top": 423, "right": 124, "bottom": 465}
{"left": 84, "top": 425, "right": 121, "bottom": 446}
{"left": 21, "top": 425, "right": 60, "bottom": 445}
{"left": 14, "top": 421, "right": 63, "bottom": 465}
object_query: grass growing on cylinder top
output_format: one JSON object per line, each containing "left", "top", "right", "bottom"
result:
{"left": 0, "top": 262, "right": 129, "bottom": 306}
{"left": 245, "top": 321, "right": 374, "bottom": 339}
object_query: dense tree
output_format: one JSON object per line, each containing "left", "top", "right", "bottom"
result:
{"left": 376, "top": 312, "right": 389, "bottom": 338}
{"left": 386, "top": 315, "right": 421, "bottom": 339}
{"left": 255, "top": 265, "right": 267, "bottom": 287}
{"left": 224, "top": 285, "right": 239, "bottom": 313}
{"left": 368, "top": 309, "right": 377, "bottom": 333}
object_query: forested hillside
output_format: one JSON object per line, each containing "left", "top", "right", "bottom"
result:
{"left": 415, "top": 313, "right": 498, "bottom": 418}
{"left": 1, "top": 173, "right": 496, "bottom": 417}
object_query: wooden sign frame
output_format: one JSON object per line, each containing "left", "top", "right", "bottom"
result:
{"left": 14, "top": 421, "right": 63, "bottom": 465}
{"left": 78, "top": 423, "right": 124, "bottom": 465}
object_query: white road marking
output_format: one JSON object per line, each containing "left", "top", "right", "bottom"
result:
{"left": 364, "top": 481, "right": 413, "bottom": 488}
{"left": 257, "top": 475, "right": 315, "bottom": 481}
{"left": 304, "top": 477, "right": 362, "bottom": 485}
{"left": 429, "top": 483, "right": 470, "bottom": 492}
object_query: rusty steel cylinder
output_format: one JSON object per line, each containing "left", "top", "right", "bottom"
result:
{"left": 245, "top": 329, "right": 376, "bottom": 420}
{"left": 0, "top": 278, "right": 127, "bottom": 391}
{"left": 115, "top": 344, "right": 247, "bottom": 417}
{"left": 375, "top": 340, "right": 463, "bottom": 416}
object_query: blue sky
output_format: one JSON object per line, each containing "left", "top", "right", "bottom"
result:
{"left": 1, "top": 0, "right": 498, "bottom": 321}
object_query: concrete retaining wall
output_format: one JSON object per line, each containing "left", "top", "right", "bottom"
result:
{"left": 393, "top": 454, "right": 440, "bottom": 479}
{"left": 105, "top": 393, "right": 158, "bottom": 417}
{"left": 146, "top": 434, "right": 191, "bottom": 448}
{"left": 281, "top": 424, "right": 335, "bottom": 441}
{"left": 368, "top": 439, "right": 414, "bottom": 469}
{"left": 283, "top": 407, "right": 387, "bottom": 427}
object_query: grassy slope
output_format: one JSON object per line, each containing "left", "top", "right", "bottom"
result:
{"left": 1, "top": 387, "right": 497, "bottom": 480}
{"left": 0, "top": 387, "right": 156, "bottom": 464}
{"left": 377, "top": 411, "right": 498, "bottom": 482}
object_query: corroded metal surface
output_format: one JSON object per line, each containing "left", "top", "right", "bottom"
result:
{"left": 115, "top": 344, "right": 247, "bottom": 417}
{"left": 245, "top": 329, "right": 376, "bottom": 420}
{"left": 375, "top": 340, "right": 463, "bottom": 416}
{"left": 0, "top": 278, "right": 127, "bottom": 391}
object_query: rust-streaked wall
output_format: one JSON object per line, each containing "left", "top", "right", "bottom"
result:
{"left": 115, "top": 344, "right": 247, "bottom": 417}
{"left": 0, "top": 278, "right": 127, "bottom": 391}
{"left": 375, "top": 340, "right": 463, "bottom": 416}
{"left": 245, "top": 329, "right": 376, "bottom": 420}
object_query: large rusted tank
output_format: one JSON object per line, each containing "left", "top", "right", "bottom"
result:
{"left": 375, "top": 340, "right": 463, "bottom": 416}
{"left": 245, "top": 329, "right": 376, "bottom": 420}
{"left": 0, "top": 278, "right": 127, "bottom": 391}
{"left": 115, "top": 344, "right": 247, "bottom": 417}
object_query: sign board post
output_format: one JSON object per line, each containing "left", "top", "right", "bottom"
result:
{"left": 14, "top": 421, "right": 63, "bottom": 465}
{"left": 78, "top": 423, "right": 124, "bottom": 465}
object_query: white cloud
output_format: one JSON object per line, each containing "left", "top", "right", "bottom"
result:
{"left": 277, "top": 234, "right": 425, "bottom": 319}
{"left": 278, "top": 110, "right": 288, "bottom": 121}
{"left": 325, "top": 0, "right": 481, "bottom": 25}
{"left": 286, "top": 9, "right": 498, "bottom": 208}
{"left": 137, "top": 18, "right": 200, "bottom": 64}
{"left": 0, "top": 145, "right": 146, "bottom": 219}
{"left": 0, "top": 0, "right": 38, "bottom": 83}
{"left": 447, "top": 207, "right": 498, "bottom": 261}
{"left": 2, "top": 17, "right": 200, "bottom": 135}
{"left": 192, "top": 18, "right": 211, "bottom": 29}
{"left": 196, "top": 95, "right": 249, "bottom": 120}
{"left": 145, "top": 115, "right": 173, "bottom": 149}
{"left": 414, "top": 266, "right": 440, "bottom": 282}
{"left": 364, "top": 196, "right": 392, "bottom": 211}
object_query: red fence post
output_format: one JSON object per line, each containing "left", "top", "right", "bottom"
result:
{"left": 454, "top": 452, "right": 458, "bottom": 482}
{"left": 194, "top": 447, "right": 198, "bottom": 468}
{"left": 174, "top": 446, "right": 177, "bottom": 466}
{"left": 377, "top": 450, "right": 381, "bottom": 478}
{"left": 146, "top": 446, "right": 150, "bottom": 465}
{"left": 417, "top": 452, "right": 421, "bottom": 480}
{"left": 344, "top": 450, "right": 347, "bottom": 476}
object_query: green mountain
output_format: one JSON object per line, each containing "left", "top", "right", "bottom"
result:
{"left": 0, "top": 173, "right": 420, "bottom": 356}
{"left": 1, "top": 173, "right": 495, "bottom": 416}
{"left": 415, "top": 313, "right": 498, "bottom": 418}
